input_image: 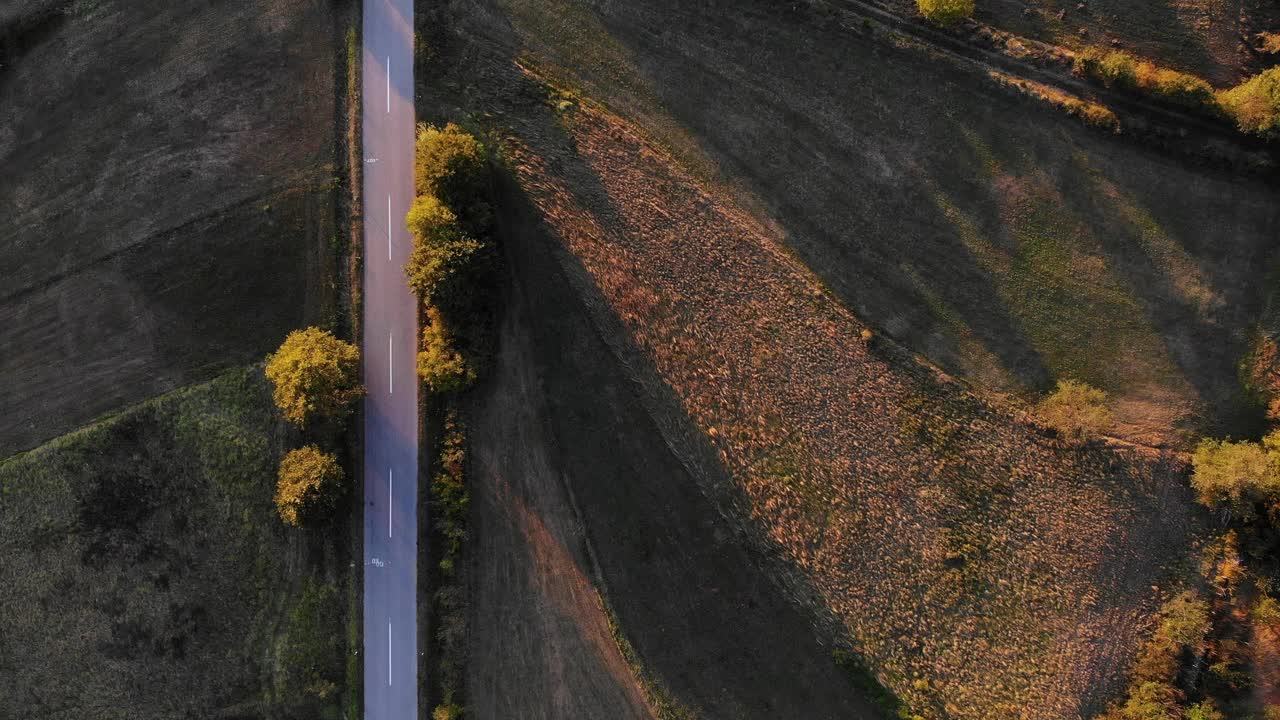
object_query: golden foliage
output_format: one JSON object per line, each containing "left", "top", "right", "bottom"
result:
{"left": 417, "top": 307, "right": 475, "bottom": 394}
{"left": 275, "top": 445, "right": 343, "bottom": 526}
{"left": 1035, "top": 379, "right": 1111, "bottom": 440}
{"left": 1220, "top": 67, "right": 1280, "bottom": 136}
{"left": 1073, "top": 47, "right": 1218, "bottom": 112}
{"left": 265, "top": 328, "right": 362, "bottom": 426}
{"left": 405, "top": 194, "right": 482, "bottom": 307}
{"left": 1262, "top": 32, "right": 1280, "bottom": 55}
{"left": 1191, "top": 432, "right": 1280, "bottom": 518}
{"left": 915, "top": 0, "right": 973, "bottom": 26}
{"left": 415, "top": 122, "right": 489, "bottom": 223}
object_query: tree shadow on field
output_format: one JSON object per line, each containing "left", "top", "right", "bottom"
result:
{"left": 566, "top": 0, "right": 1279, "bottom": 434}
{"left": 492, "top": 0, "right": 1072, "bottom": 396}
{"left": 483, "top": 145, "right": 893, "bottom": 720}
{"left": 1056, "top": 143, "right": 1264, "bottom": 437}
{"left": 1087, "top": 0, "right": 1223, "bottom": 82}
{"left": 413, "top": 7, "right": 897, "bottom": 717}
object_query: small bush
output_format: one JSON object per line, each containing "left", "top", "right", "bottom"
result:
{"left": 1219, "top": 67, "right": 1280, "bottom": 136}
{"left": 915, "top": 0, "right": 973, "bottom": 26}
{"left": 1260, "top": 32, "right": 1280, "bottom": 55}
{"left": 265, "top": 328, "right": 363, "bottom": 426}
{"left": 1063, "top": 97, "right": 1122, "bottom": 132}
{"left": 275, "top": 446, "right": 344, "bottom": 526}
{"left": 1148, "top": 68, "right": 1216, "bottom": 111}
{"left": 1130, "top": 592, "right": 1210, "bottom": 685}
{"left": 405, "top": 194, "right": 482, "bottom": 308}
{"left": 1243, "top": 335, "right": 1280, "bottom": 421}
{"left": 1182, "top": 702, "right": 1226, "bottom": 720}
{"left": 1254, "top": 594, "right": 1280, "bottom": 627}
{"left": 417, "top": 307, "right": 475, "bottom": 394}
{"left": 1076, "top": 47, "right": 1138, "bottom": 89}
{"left": 432, "top": 704, "right": 464, "bottom": 720}
{"left": 1035, "top": 379, "right": 1111, "bottom": 440}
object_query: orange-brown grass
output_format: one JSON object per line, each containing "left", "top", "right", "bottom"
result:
{"left": 494, "top": 92, "right": 1199, "bottom": 717}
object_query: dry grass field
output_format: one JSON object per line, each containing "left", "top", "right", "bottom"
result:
{"left": 0, "top": 367, "right": 353, "bottom": 720}
{"left": 0, "top": 0, "right": 345, "bottom": 456}
{"left": 405, "top": 0, "right": 1268, "bottom": 715}
{"left": 458, "top": 0, "right": 1280, "bottom": 448}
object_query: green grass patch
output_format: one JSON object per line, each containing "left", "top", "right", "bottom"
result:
{"left": 0, "top": 366, "right": 350, "bottom": 719}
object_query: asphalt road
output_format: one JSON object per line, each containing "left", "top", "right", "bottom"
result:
{"left": 361, "top": 0, "right": 418, "bottom": 717}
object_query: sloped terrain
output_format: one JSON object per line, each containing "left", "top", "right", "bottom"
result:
{"left": 457, "top": 171, "right": 888, "bottom": 719}
{"left": 919, "top": 0, "right": 1280, "bottom": 86}
{"left": 413, "top": 0, "right": 1229, "bottom": 715}
{"left": 474, "top": 0, "right": 1280, "bottom": 447}
{"left": 0, "top": 367, "right": 353, "bottom": 720}
{"left": 0, "top": 0, "right": 344, "bottom": 456}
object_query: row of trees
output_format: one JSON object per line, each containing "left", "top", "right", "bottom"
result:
{"left": 1075, "top": 47, "right": 1280, "bottom": 137}
{"left": 265, "top": 327, "right": 363, "bottom": 527}
{"left": 405, "top": 122, "right": 494, "bottom": 395}
{"left": 403, "top": 122, "right": 494, "bottom": 720}
{"left": 911, "top": 0, "right": 1280, "bottom": 137}
{"left": 1098, "top": 341, "right": 1280, "bottom": 717}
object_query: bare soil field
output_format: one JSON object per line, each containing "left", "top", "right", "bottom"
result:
{"left": 413, "top": 1, "right": 1225, "bottom": 715}
{"left": 464, "top": 0, "right": 1280, "bottom": 448}
{"left": 0, "top": 367, "right": 353, "bottom": 720}
{"left": 0, "top": 0, "right": 346, "bottom": 456}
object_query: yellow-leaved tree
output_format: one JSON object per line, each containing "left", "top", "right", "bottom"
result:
{"left": 275, "top": 445, "right": 344, "bottom": 527}
{"left": 417, "top": 307, "right": 474, "bottom": 394}
{"left": 265, "top": 327, "right": 363, "bottom": 426}
{"left": 405, "top": 194, "right": 481, "bottom": 308}
{"left": 415, "top": 122, "right": 490, "bottom": 232}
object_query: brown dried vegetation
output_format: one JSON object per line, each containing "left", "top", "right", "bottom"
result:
{"left": 495, "top": 95, "right": 1196, "bottom": 718}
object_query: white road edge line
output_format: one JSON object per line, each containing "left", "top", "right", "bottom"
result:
{"left": 387, "top": 195, "right": 392, "bottom": 261}
{"left": 388, "top": 333, "right": 393, "bottom": 395}
{"left": 388, "top": 620, "right": 392, "bottom": 686}
{"left": 386, "top": 56, "right": 391, "bottom": 114}
{"left": 388, "top": 468, "right": 393, "bottom": 539}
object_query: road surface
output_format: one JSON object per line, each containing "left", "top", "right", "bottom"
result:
{"left": 361, "top": 0, "right": 418, "bottom": 718}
